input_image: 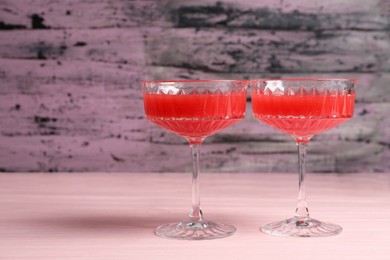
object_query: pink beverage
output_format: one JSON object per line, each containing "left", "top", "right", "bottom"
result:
{"left": 251, "top": 89, "right": 355, "bottom": 141}
{"left": 142, "top": 80, "right": 246, "bottom": 240}
{"left": 144, "top": 91, "right": 246, "bottom": 142}
{"left": 252, "top": 79, "right": 356, "bottom": 238}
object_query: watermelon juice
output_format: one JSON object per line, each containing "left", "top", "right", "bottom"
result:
{"left": 251, "top": 90, "right": 355, "bottom": 141}
{"left": 144, "top": 91, "right": 246, "bottom": 141}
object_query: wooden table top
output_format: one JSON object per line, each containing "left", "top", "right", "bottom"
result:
{"left": 0, "top": 172, "right": 389, "bottom": 259}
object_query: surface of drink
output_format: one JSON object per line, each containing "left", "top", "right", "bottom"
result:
{"left": 144, "top": 91, "right": 246, "bottom": 139}
{"left": 252, "top": 89, "right": 355, "bottom": 139}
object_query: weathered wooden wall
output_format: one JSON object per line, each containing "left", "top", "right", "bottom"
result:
{"left": 0, "top": 0, "right": 389, "bottom": 173}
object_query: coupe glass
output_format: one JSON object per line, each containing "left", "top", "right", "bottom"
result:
{"left": 142, "top": 79, "right": 248, "bottom": 240}
{"left": 251, "top": 78, "right": 356, "bottom": 237}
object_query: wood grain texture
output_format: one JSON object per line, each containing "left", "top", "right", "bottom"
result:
{"left": 0, "top": 0, "right": 166, "bottom": 29}
{"left": 0, "top": 0, "right": 389, "bottom": 173}
{"left": 144, "top": 28, "right": 390, "bottom": 73}
{"left": 0, "top": 172, "right": 389, "bottom": 259}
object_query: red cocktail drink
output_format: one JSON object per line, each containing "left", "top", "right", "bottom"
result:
{"left": 251, "top": 78, "right": 356, "bottom": 237}
{"left": 142, "top": 80, "right": 248, "bottom": 240}
{"left": 252, "top": 89, "right": 355, "bottom": 141}
{"left": 144, "top": 91, "right": 246, "bottom": 141}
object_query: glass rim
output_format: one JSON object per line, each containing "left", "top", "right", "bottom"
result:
{"left": 142, "top": 79, "right": 248, "bottom": 84}
{"left": 251, "top": 78, "right": 358, "bottom": 84}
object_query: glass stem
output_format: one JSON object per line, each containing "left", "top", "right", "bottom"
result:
{"left": 189, "top": 143, "right": 203, "bottom": 222}
{"left": 294, "top": 141, "right": 310, "bottom": 220}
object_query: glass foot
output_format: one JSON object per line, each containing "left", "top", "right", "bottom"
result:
{"left": 156, "top": 220, "right": 236, "bottom": 240}
{"left": 261, "top": 217, "right": 342, "bottom": 237}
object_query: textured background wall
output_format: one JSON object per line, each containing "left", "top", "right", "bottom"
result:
{"left": 0, "top": 0, "right": 389, "bottom": 173}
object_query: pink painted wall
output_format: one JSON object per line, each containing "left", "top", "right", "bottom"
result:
{"left": 0, "top": 0, "right": 389, "bottom": 173}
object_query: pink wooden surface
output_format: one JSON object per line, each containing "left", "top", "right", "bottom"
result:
{"left": 0, "top": 172, "right": 389, "bottom": 259}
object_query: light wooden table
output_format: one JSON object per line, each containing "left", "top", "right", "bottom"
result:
{"left": 0, "top": 173, "right": 389, "bottom": 259}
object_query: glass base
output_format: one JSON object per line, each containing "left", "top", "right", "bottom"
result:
{"left": 261, "top": 217, "right": 342, "bottom": 237}
{"left": 156, "top": 220, "right": 236, "bottom": 240}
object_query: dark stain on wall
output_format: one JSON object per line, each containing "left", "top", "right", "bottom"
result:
{"left": 28, "top": 42, "right": 67, "bottom": 60}
{"left": 171, "top": 3, "right": 374, "bottom": 31}
{"left": 31, "top": 14, "right": 50, "bottom": 29}
{"left": 34, "top": 116, "right": 59, "bottom": 135}
{"left": 170, "top": 2, "right": 388, "bottom": 31}
{"left": 74, "top": 41, "right": 87, "bottom": 47}
{"left": 0, "top": 21, "right": 26, "bottom": 30}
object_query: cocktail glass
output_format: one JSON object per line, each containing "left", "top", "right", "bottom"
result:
{"left": 142, "top": 79, "right": 248, "bottom": 240}
{"left": 251, "top": 78, "right": 356, "bottom": 237}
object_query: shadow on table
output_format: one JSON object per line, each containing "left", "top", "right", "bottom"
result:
{"left": 16, "top": 214, "right": 179, "bottom": 233}
{"left": 13, "top": 212, "right": 273, "bottom": 235}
